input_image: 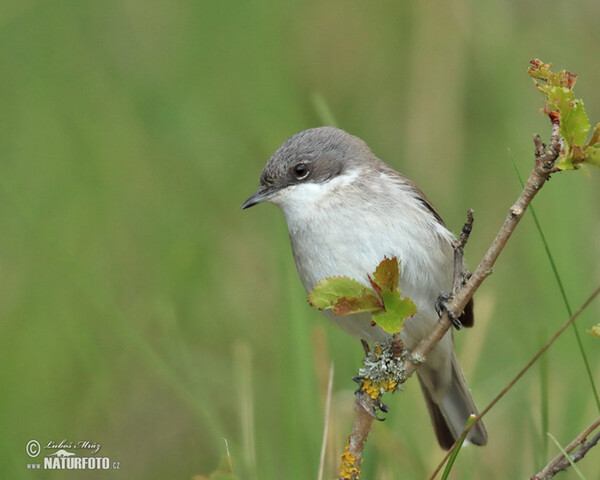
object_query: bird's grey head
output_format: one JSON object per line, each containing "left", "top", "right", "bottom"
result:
{"left": 241, "top": 126, "right": 374, "bottom": 209}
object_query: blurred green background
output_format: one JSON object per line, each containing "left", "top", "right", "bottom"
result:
{"left": 1, "top": 0, "right": 599, "bottom": 478}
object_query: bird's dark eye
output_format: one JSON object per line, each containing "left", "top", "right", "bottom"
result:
{"left": 293, "top": 163, "right": 309, "bottom": 180}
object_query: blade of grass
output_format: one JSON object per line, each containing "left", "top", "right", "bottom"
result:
{"left": 539, "top": 329, "right": 549, "bottom": 464}
{"left": 440, "top": 415, "right": 476, "bottom": 480}
{"left": 317, "top": 362, "right": 334, "bottom": 480}
{"left": 224, "top": 438, "right": 235, "bottom": 474}
{"left": 428, "top": 285, "right": 600, "bottom": 480}
{"left": 510, "top": 150, "right": 600, "bottom": 413}
{"left": 234, "top": 342, "right": 257, "bottom": 480}
{"left": 547, "top": 432, "right": 587, "bottom": 480}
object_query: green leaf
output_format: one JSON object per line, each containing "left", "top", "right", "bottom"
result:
{"left": 528, "top": 59, "right": 578, "bottom": 89}
{"left": 332, "top": 293, "right": 383, "bottom": 315}
{"left": 539, "top": 85, "right": 591, "bottom": 148}
{"left": 372, "top": 291, "right": 417, "bottom": 334}
{"left": 556, "top": 155, "right": 576, "bottom": 171}
{"left": 372, "top": 257, "right": 399, "bottom": 292}
{"left": 561, "top": 99, "right": 590, "bottom": 146}
{"left": 541, "top": 85, "right": 573, "bottom": 114}
{"left": 308, "top": 277, "right": 367, "bottom": 309}
{"left": 308, "top": 277, "right": 382, "bottom": 315}
{"left": 307, "top": 257, "right": 417, "bottom": 330}
{"left": 528, "top": 60, "right": 600, "bottom": 170}
{"left": 369, "top": 257, "right": 417, "bottom": 333}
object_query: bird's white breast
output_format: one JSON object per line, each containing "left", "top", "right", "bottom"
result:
{"left": 269, "top": 168, "right": 456, "bottom": 344}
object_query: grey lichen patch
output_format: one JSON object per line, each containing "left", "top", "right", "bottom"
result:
{"left": 410, "top": 352, "right": 426, "bottom": 365}
{"left": 358, "top": 338, "right": 411, "bottom": 388}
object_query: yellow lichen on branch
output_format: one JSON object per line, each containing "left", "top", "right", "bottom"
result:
{"left": 362, "top": 378, "right": 397, "bottom": 400}
{"left": 339, "top": 444, "right": 359, "bottom": 480}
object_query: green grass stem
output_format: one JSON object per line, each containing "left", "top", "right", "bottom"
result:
{"left": 510, "top": 152, "right": 600, "bottom": 413}
{"left": 440, "top": 415, "right": 476, "bottom": 480}
{"left": 547, "top": 432, "right": 586, "bottom": 480}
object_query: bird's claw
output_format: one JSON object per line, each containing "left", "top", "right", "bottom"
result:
{"left": 354, "top": 388, "right": 387, "bottom": 421}
{"left": 360, "top": 339, "right": 370, "bottom": 356}
{"left": 435, "top": 293, "right": 463, "bottom": 330}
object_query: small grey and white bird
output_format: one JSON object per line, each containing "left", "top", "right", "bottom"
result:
{"left": 242, "top": 126, "right": 487, "bottom": 449}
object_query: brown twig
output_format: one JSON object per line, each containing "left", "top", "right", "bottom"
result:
{"left": 341, "top": 126, "right": 561, "bottom": 476}
{"left": 339, "top": 392, "right": 378, "bottom": 480}
{"left": 407, "top": 125, "right": 560, "bottom": 373}
{"left": 452, "top": 208, "right": 474, "bottom": 294}
{"left": 531, "top": 416, "right": 600, "bottom": 479}
{"left": 428, "top": 284, "right": 600, "bottom": 480}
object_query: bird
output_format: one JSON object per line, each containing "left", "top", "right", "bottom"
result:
{"left": 241, "top": 126, "right": 487, "bottom": 449}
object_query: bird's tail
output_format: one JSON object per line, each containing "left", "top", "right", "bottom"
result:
{"left": 417, "top": 352, "right": 488, "bottom": 450}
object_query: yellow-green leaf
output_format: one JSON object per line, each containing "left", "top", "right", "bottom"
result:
{"left": 372, "top": 257, "right": 399, "bottom": 292}
{"left": 528, "top": 59, "right": 600, "bottom": 170}
{"left": 308, "top": 277, "right": 382, "bottom": 315}
{"left": 332, "top": 293, "right": 382, "bottom": 315}
{"left": 556, "top": 155, "right": 576, "bottom": 171}
{"left": 561, "top": 99, "right": 590, "bottom": 146}
{"left": 372, "top": 291, "right": 417, "bottom": 334}
{"left": 528, "top": 59, "right": 577, "bottom": 89}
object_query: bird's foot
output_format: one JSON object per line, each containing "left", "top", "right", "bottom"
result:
{"left": 435, "top": 293, "right": 463, "bottom": 330}
{"left": 353, "top": 387, "right": 387, "bottom": 421}
{"left": 360, "top": 339, "right": 370, "bottom": 356}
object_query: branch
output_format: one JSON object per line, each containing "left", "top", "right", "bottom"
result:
{"left": 428, "top": 284, "right": 600, "bottom": 480}
{"left": 452, "top": 208, "right": 474, "bottom": 294}
{"left": 407, "top": 124, "right": 560, "bottom": 373}
{"left": 531, "top": 416, "right": 600, "bottom": 479}
{"left": 338, "top": 392, "right": 377, "bottom": 480}
{"left": 340, "top": 125, "right": 561, "bottom": 477}
{"left": 339, "top": 335, "right": 405, "bottom": 479}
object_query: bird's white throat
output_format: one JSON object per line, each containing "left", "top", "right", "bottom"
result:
{"left": 267, "top": 168, "right": 361, "bottom": 225}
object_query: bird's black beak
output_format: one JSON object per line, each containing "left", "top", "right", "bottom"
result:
{"left": 241, "top": 186, "right": 275, "bottom": 209}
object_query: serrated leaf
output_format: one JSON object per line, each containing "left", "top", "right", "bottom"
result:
{"left": 528, "top": 60, "right": 600, "bottom": 170}
{"left": 308, "top": 276, "right": 381, "bottom": 315}
{"left": 308, "top": 276, "right": 367, "bottom": 309}
{"left": 535, "top": 85, "right": 586, "bottom": 148}
{"left": 332, "top": 293, "right": 382, "bottom": 315}
{"left": 372, "top": 257, "right": 399, "bottom": 292}
{"left": 561, "top": 99, "right": 590, "bottom": 146}
{"left": 528, "top": 59, "right": 577, "bottom": 89}
{"left": 542, "top": 85, "right": 574, "bottom": 110}
{"left": 372, "top": 291, "right": 417, "bottom": 334}
{"left": 528, "top": 59, "right": 553, "bottom": 82}
{"left": 556, "top": 155, "right": 576, "bottom": 171}
{"left": 308, "top": 258, "right": 418, "bottom": 329}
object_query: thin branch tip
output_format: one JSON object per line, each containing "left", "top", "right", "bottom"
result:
{"left": 532, "top": 416, "right": 600, "bottom": 479}
{"left": 341, "top": 120, "right": 575, "bottom": 479}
